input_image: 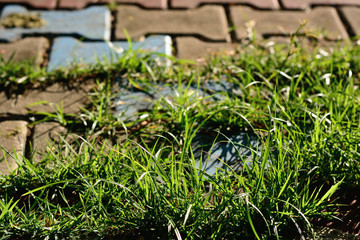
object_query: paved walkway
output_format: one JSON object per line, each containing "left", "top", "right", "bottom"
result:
{"left": 1, "top": 3, "right": 360, "bottom": 167}
{"left": 0, "top": 0, "right": 360, "bottom": 170}
{"left": 0, "top": 0, "right": 359, "bottom": 67}
{"left": 0, "top": 1, "right": 360, "bottom": 238}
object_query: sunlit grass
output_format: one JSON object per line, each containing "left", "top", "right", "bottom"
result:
{"left": 0, "top": 36, "right": 359, "bottom": 239}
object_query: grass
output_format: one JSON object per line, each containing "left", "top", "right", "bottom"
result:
{"left": 0, "top": 36, "right": 360, "bottom": 239}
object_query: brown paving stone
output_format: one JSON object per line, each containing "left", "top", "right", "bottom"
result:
{"left": 281, "top": 0, "right": 360, "bottom": 10}
{"left": 176, "top": 37, "right": 235, "bottom": 60}
{"left": 0, "top": 82, "right": 93, "bottom": 117}
{"left": 0, "top": 0, "right": 56, "bottom": 9}
{"left": 280, "top": 0, "right": 310, "bottom": 9}
{"left": 0, "top": 37, "right": 49, "bottom": 66}
{"left": 0, "top": 121, "right": 28, "bottom": 174}
{"left": 339, "top": 7, "right": 360, "bottom": 37}
{"left": 32, "top": 122, "right": 69, "bottom": 161}
{"left": 265, "top": 36, "right": 342, "bottom": 50}
{"left": 58, "top": 0, "right": 167, "bottom": 9}
{"left": 176, "top": 36, "right": 341, "bottom": 61}
{"left": 230, "top": 6, "right": 348, "bottom": 41}
{"left": 115, "top": 5, "right": 230, "bottom": 41}
{"left": 170, "top": 0, "right": 279, "bottom": 9}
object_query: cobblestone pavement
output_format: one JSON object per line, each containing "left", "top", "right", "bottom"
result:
{"left": 0, "top": 1, "right": 360, "bottom": 238}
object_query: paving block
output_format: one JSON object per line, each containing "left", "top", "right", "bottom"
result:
{"left": 59, "top": 0, "right": 167, "bottom": 9}
{"left": 115, "top": 5, "right": 230, "bottom": 42}
{"left": 176, "top": 37, "right": 235, "bottom": 60}
{"left": 280, "top": 0, "right": 311, "bottom": 9}
{"left": 0, "top": 121, "right": 28, "bottom": 175}
{"left": 171, "top": 0, "right": 279, "bottom": 9}
{"left": 115, "top": 90, "right": 154, "bottom": 121}
{"left": 281, "top": 0, "right": 360, "bottom": 10}
{"left": 192, "top": 132, "right": 269, "bottom": 176}
{"left": 0, "top": 37, "right": 49, "bottom": 66}
{"left": 114, "top": 80, "right": 180, "bottom": 120}
{"left": 266, "top": 36, "right": 343, "bottom": 49}
{"left": 312, "top": 0, "right": 360, "bottom": 5}
{"left": 0, "top": 5, "right": 110, "bottom": 42}
{"left": 340, "top": 7, "right": 360, "bottom": 37}
{"left": 47, "top": 35, "right": 172, "bottom": 72}
{"left": 32, "top": 122, "right": 70, "bottom": 161}
{"left": 115, "top": 78, "right": 241, "bottom": 120}
{"left": 230, "top": 6, "right": 348, "bottom": 41}
{"left": 0, "top": 82, "right": 93, "bottom": 117}
{"left": 0, "top": 0, "right": 56, "bottom": 9}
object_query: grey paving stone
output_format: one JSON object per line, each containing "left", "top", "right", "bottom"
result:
{"left": 0, "top": 5, "right": 110, "bottom": 42}
{"left": 0, "top": 121, "right": 28, "bottom": 175}
{"left": 230, "top": 6, "right": 348, "bottom": 41}
{"left": 115, "top": 5, "right": 230, "bottom": 42}
{"left": 114, "top": 77, "right": 271, "bottom": 177}
{"left": 114, "top": 78, "right": 241, "bottom": 120}
{"left": 340, "top": 7, "right": 360, "bottom": 37}
{"left": 47, "top": 35, "right": 172, "bottom": 72}
{"left": 114, "top": 80, "right": 187, "bottom": 120}
{"left": 0, "top": 37, "right": 49, "bottom": 66}
{"left": 171, "top": 0, "right": 279, "bottom": 9}
{"left": 192, "top": 132, "right": 266, "bottom": 176}
{"left": 115, "top": 89, "right": 154, "bottom": 121}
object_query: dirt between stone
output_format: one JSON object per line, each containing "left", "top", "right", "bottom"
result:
{"left": 0, "top": 13, "right": 45, "bottom": 28}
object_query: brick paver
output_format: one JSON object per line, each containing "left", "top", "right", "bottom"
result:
{"left": 32, "top": 122, "right": 69, "bottom": 161}
{"left": 170, "top": 0, "right": 279, "bottom": 9}
{"left": 0, "top": 0, "right": 56, "bottom": 9}
{"left": 176, "top": 37, "right": 234, "bottom": 60}
{"left": 115, "top": 5, "right": 230, "bottom": 41}
{"left": 230, "top": 6, "right": 348, "bottom": 40}
{"left": 0, "top": 5, "right": 110, "bottom": 42}
{"left": 58, "top": 0, "right": 167, "bottom": 9}
{"left": 176, "top": 36, "right": 337, "bottom": 61}
{"left": 0, "top": 37, "right": 49, "bottom": 66}
{"left": 0, "top": 121, "right": 28, "bottom": 174}
{"left": 265, "top": 36, "right": 341, "bottom": 50}
{"left": 281, "top": 0, "right": 360, "bottom": 10}
{"left": 0, "top": 83, "right": 93, "bottom": 117}
{"left": 339, "top": 7, "right": 360, "bottom": 37}
{"left": 47, "top": 35, "right": 172, "bottom": 72}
